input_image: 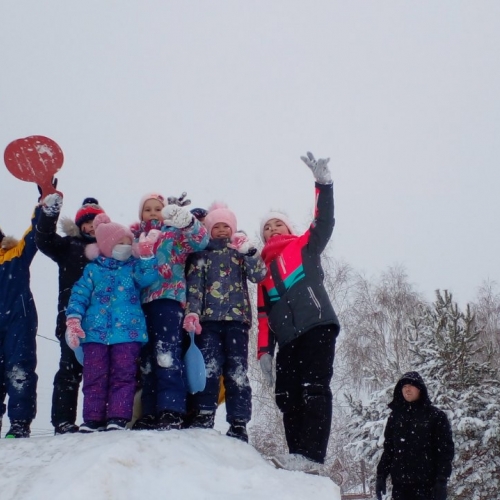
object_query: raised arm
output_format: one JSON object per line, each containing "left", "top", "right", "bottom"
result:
{"left": 300, "top": 152, "right": 335, "bottom": 254}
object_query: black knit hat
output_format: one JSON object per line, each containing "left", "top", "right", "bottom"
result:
{"left": 75, "top": 198, "right": 104, "bottom": 228}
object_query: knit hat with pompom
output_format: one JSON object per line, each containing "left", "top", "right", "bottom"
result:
{"left": 204, "top": 201, "right": 237, "bottom": 237}
{"left": 93, "top": 213, "right": 134, "bottom": 258}
{"left": 75, "top": 198, "right": 105, "bottom": 228}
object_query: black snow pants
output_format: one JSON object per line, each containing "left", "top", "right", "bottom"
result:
{"left": 275, "top": 324, "right": 338, "bottom": 463}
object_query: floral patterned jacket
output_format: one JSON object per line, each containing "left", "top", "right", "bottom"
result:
{"left": 185, "top": 237, "right": 267, "bottom": 326}
{"left": 136, "top": 218, "right": 209, "bottom": 305}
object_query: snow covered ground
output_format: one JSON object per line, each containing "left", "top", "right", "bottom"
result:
{"left": 0, "top": 425, "right": 340, "bottom": 500}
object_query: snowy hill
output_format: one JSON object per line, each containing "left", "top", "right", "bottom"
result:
{"left": 0, "top": 428, "right": 340, "bottom": 500}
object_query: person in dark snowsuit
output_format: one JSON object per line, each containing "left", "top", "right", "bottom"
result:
{"left": 376, "top": 371, "right": 455, "bottom": 500}
{"left": 257, "top": 152, "right": 340, "bottom": 473}
{"left": 0, "top": 201, "right": 41, "bottom": 438}
{"left": 36, "top": 194, "right": 105, "bottom": 434}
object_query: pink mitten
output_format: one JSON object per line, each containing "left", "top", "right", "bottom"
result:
{"left": 65, "top": 318, "right": 86, "bottom": 349}
{"left": 183, "top": 313, "right": 202, "bottom": 335}
{"left": 147, "top": 229, "right": 161, "bottom": 242}
{"left": 138, "top": 232, "right": 155, "bottom": 258}
{"left": 228, "top": 232, "right": 253, "bottom": 254}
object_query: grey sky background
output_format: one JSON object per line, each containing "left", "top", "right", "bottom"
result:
{"left": 1, "top": 2, "right": 499, "bottom": 430}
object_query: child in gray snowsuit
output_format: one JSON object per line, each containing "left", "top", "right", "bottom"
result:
{"left": 184, "top": 202, "right": 267, "bottom": 442}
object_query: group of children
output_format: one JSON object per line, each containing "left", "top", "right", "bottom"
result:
{"left": 0, "top": 151, "right": 455, "bottom": 493}
{"left": 1, "top": 152, "right": 338, "bottom": 452}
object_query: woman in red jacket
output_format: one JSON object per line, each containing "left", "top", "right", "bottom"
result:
{"left": 257, "top": 152, "right": 340, "bottom": 474}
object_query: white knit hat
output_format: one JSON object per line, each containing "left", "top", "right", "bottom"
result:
{"left": 260, "top": 211, "right": 296, "bottom": 241}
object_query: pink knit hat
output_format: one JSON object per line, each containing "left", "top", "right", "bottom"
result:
{"left": 93, "top": 213, "right": 134, "bottom": 258}
{"left": 138, "top": 192, "right": 166, "bottom": 220}
{"left": 204, "top": 201, "right": 237, "bottom": 237}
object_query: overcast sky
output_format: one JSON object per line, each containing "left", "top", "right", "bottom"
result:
{"left": 2, "top": 1, "right": 500, "bottom": 347}
{"left": 1, "top": 0, "right": 499, "bottom": 432}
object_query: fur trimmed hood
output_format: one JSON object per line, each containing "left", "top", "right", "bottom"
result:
{"left": 0, "top": 235, "right": 19, "bottom": 251}
{"left": 59, "top": 216, "right": 83, "bottom": 238}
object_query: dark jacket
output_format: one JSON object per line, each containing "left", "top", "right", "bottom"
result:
{"left": 185, "top": 237, "right": 267, "bottom": 326}
{"left": 257, "top": 182, "right": 340, "bottom": 357}
{"left": 0, "top": 206, "right": 40, "bottom": 326}
{"left": 35, "top": 211, "right": 92, "bottom": 340}
{"left": 377, "top": 371, "right": 455, "bottom": 486}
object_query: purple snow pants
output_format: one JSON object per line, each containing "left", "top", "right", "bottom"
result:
{"left": 82, "top": 342, "right": 141, "bottom": 422}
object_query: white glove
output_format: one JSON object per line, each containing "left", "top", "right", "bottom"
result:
{"left": 300, "top": 151, "right": 332, "bottom": 184}
{"left": 260, "top": 353, "right": 274, "bottom": 387}
{"left": 42, "top": 193, "right": 63, "bottom": 217}
{"left": 227, "top": 232, "right": 254, "bottom": 255}
{"left": 161, "top": 205, "right": 194, "bottom": 229}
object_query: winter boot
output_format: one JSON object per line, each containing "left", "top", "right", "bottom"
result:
{"left": 156, "top": 410, "right": 183, "bottom": 431}
{"left": 270, "top": 453, "right": 322, "bottom": 475}
{"left": 132, "top": 414, "right": 157, "bottom": 431}
{"left": 226, "top": 419, "right": 248, "bottom": 443}
{"left": 54, "top": 422, "right": 80, "bottom": 435}
{"left": 106, "top": 418, "right": 129, "bottom": 431}
{"left": 189, "top": 410, "right": 215, "bottom": 429}
{"left": 5, "top": 420, "right": 31, "bottom": 439}
{"left": 79, "top": 421, "right": 106, "bottom": 433}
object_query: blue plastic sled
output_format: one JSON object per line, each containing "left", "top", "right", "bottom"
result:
{"left": 74, "top": 345, "right": 84, "bottom": 365}
{"left": 184, "top": 331, "right": 206, "bottom": 394}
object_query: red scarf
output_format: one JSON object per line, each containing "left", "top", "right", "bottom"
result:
{"left": 261, "top": 234, "right": 297, "bottom": 264}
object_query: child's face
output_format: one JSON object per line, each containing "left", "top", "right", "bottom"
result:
{"left": 117, "top": 236, "right": 133, "bottom": 246}
{"left": 402, "top": 384, "right": 421, "bottom": 402}
{"left": 81, "top": 220, "right": 95, "bottom": 237}
{"left": 211, "top": 222, "right": 232, "bottom": 239}
{"left": 142, "top": 199, "right": 164, "bottom": 222}
{"left": 263, "top": 218, "right": 290, "bottom": 242}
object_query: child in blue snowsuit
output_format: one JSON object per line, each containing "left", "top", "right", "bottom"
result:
{"left": 184, "top": 202, "right": 267, "bottom": 442}
{"left": 131, "top": 193, "right": 208, "bottom": 431}
{"left": 65, "top": 213, "right": 158, "bottom": 432}
{"left": 36, "top": 194, "right": 105, "bottom": 435}
{"left": 0, "top": 201, "right": 41, "bottom": 438}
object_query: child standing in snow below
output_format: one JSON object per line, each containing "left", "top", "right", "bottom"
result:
{"left": 184, "top": 202, "right": 267, "bottom": 442}
{"left": 257, "top": 152, "right": 340, "bottom": 473}
{"left": 375, "top": 371, "right": 454, "bottom": 500}
{"left": 65, "top": 213, "right": 158, "bottom": 432}
{"left": 131, "top": 193, "right": 208, "bottom": 431}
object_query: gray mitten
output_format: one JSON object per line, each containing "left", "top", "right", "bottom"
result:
{"left": 260, "top": 353, "right": 274, "bottom": 387}
{"left": 167, "top": 191, "right": 191, "bottom": 207}
{"left": 300, "top": 151, "right": 332, "bottom": 184}
{"left": 42, "top": 193, "right": 63, "bottom": 217}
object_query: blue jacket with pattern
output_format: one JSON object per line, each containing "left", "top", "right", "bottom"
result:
{"left": 66, "top": 254, "right": 158, "bottom": 345}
